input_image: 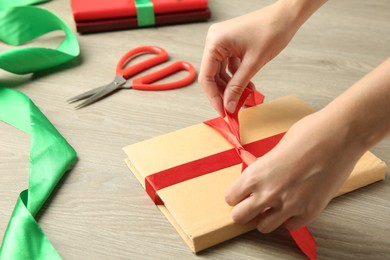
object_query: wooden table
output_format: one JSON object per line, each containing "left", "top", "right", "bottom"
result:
{"left": 1, "top": 0, "right": 389, "bottom": 259}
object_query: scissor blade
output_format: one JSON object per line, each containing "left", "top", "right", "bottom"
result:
{"left": 74, "top": 76, "right": 126, "bottom": 109}
{"left": 67, "top": 84, "right": 108, "bottom": 103}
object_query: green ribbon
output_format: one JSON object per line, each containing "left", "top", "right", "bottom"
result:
{"left": 0, "top": 1, "right": 80, "bottom": 259}
{"left": 0, "top": 88, "right": 77, "bottom": 259}
{"left": 0, "top": 0, "right": 49, "bottom": 9}
{"left": 135, "top": 0, "right": 156, "bottom": 27}
{"left": 0, "top": 6, "right": 80, "bottom": 75}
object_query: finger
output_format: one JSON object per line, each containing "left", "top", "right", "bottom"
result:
{"left": 227, "top": 56, "right": 241, "bottom": 75}
{"left": 256, "top": 207, "right": 291, "bottom": 234}
{"left": 199, "top": 47, "right": 227, "bottom": 116}
{"left": 246, "top": 81, "right": 256, "bottom": 91}
{"left": 198, "top": 62, "right": 224, "bottom": 116}
{"left": 214, "top": 59, "right": 227, "bottom": 89}
{"left": 231, "top": 194, "right": 270, "bottom": 224}
{"left": 219, "top": 59, "right": 232, "bottom": 88}
{"left": 225, "top": 172, "right": 254, "bottom": 206}
{"left": 213, "top": 61, "right": 231, "bottom": 117}
{"left": 225, "top": 160, "right": 267, "bottom": 206}
{"left": 229, "top": 57, "right": 257, "bottom": 92}
{"left": 223, "top": 54, "right": 258, "bottom": 113}
{"left": 284, "top": 215, "right": 313, "bottom": 231}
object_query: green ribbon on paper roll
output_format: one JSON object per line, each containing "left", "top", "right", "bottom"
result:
{"left": 0, "top": 5, "right": 80, "bottom": 75}
{"left": 135, "top": 0, "right": 156, "bottom": 27}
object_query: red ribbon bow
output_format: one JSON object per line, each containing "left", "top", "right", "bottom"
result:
{"left": 204, "top": 89, "right": 316, "bottom": 260}
{"left": 144, "top": 88, "right": 316, "bottom": 259}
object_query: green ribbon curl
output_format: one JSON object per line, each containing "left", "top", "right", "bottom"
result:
{"left": 0, "top": 6, "right": 80, "bottom": 75}
{"left": 135, "top": 0, "right": 156, "bottom": 27}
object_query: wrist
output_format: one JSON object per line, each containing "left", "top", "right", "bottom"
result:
{"left": 317, "top": 104, "right": 369, "bottom": 160}
{"left": 276, "top": 0, "right": 327, "bottom": 29}
{"left": 320, "top": 57, "right": 390, "bottom": 153}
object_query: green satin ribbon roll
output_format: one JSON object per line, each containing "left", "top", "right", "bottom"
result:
{"left": 0, "top": 6, "right": 80, "bottom": 75}
{"left": 0, "top": 88, "right": 77, "bottom": 259}
{"left": 135, "top": 0, "right": 156, "bottom": 27}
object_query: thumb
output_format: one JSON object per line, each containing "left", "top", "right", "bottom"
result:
{"left": 223, "top": 56, "right": 257, "bottom": 113}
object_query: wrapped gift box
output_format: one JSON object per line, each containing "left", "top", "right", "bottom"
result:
{"left": 123, "top": 96, "right": 387, "bottom": 253}
{"left": 71, "top": 0, "right": 211, "bottom": 33}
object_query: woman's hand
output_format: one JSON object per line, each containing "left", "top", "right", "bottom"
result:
{"left": 198, "top": 0, "right": 326, "bottom": 116}
{"left": 224, "top": 55, "right": 390, "bottom": 233}
{"left": 225, "top": 109, "right": 365, "bottom": 232}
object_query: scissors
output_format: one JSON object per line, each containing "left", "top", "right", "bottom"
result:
{"left": 68, "top": 46, "right": 197, "bottom": 109}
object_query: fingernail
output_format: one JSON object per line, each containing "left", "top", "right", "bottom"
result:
{"left": 226, "top": 101, "right": 237, "bottom": 114}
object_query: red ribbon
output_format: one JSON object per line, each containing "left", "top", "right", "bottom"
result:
{"left": 144, "top": 89, "right": 316, "bottom": 259}
{"left": 204, "top": 89, "right": 262, "bottom": 170}
{"left": 204, "top": 89, "right": 316, "bottom": 260}
{"left": 145, "top": 90, "right": 266, "bottom": 204}
{"left": 145, "top": 132, "right": 285, "bottom": 204}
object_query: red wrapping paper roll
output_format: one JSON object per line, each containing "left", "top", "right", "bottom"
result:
{"left": 71, "top": 0, "right": 211, "bottom": 33}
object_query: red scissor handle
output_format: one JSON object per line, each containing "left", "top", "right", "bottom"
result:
{"left": 131, "top": 61, "right": 196, "bottom": 91}
{"left": 116, "top": 46, "right": 169, "bottom": 79}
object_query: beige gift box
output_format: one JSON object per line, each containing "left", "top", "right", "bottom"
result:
{"left": 123, "top": 96, "right": 387, "bottom": 253}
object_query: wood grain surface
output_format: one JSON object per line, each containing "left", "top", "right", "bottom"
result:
{"left": 1, "top": 0, "right": 389, "bottom": 259}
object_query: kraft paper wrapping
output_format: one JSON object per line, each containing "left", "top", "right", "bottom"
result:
{"left": 123, "top": 96, "right": 387, "bottom": 253}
